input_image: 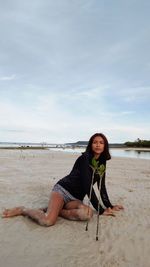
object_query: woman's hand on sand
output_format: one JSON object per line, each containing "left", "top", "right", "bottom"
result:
{"left": 103, "top": 207, "right": 115, "bottom": 217}
{"left": 112, "top": 205, "right": 124, "bottom": 211}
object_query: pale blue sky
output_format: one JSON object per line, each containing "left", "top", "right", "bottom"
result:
{"left": 0, "top": 0, "right": 150, "bottom": 143}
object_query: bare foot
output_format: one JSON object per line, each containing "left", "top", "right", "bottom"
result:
{"left": 2, "top": 206, "right": 25, "bottom": 218}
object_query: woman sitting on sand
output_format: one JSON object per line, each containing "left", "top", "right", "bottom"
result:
{"left": 2, "top": 133, "right": 123, "bottom": 226}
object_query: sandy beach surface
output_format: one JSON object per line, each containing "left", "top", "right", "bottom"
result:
{"left": 0, "top": 149, "right": 150, "bottom": 267}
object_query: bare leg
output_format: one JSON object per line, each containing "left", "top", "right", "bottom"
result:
{"left": 2, "top": 192, "right": 65, "bottom": 227}
{"left": 59, "top": 201, "right": 93, "bottom": 221}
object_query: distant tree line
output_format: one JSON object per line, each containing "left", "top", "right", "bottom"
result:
{"left": 124, "top": 138, "right": 150, "bottom": 148}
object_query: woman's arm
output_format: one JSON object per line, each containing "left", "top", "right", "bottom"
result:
{"left": 98, "top": 173, "right": 124, "bottom": 211}
{"left": 90, "top": 189, "right": 105, "bottom": 215}
{"left": 79, "top": 155, "right": 105, "bottom": 214}
{"left": 97, "top": 172, "right": 113, "bottom": 208}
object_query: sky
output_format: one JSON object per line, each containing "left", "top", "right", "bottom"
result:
{"left": 0, "top": 0, "right": 150, "bottom": 144}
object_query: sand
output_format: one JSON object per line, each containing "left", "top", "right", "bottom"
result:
{"left": 0, "top": 149, "right": 150, "bottom": 267}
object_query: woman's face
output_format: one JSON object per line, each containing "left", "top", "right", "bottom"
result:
{"left": 91, "top": 136, "right": 105, "bottom": 158}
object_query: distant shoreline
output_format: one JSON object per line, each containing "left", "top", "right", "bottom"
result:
{"left": 126, "top": 148, "right": 150, "bottom": 151}
{"left": 0, "top": 146, "right": 48, "bottom": 150}
{"left": 0, "top": 146, "right": 150, "bottom": 151}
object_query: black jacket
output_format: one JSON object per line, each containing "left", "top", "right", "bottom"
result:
{"left": 57, "top": 152, "right": 113, "bottom": 214}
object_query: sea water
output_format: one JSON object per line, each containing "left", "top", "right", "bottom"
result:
{"left": 49, "top": 147, "right": 150, "bottom": 160}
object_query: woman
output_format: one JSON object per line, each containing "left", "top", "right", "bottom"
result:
{"left": 2, "top": 133, "right": 123, "bottom": 226}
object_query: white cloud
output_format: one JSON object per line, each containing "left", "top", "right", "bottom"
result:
{"left": 0, "top": 86, "right": 149, "bottom": 143}
{"left": 0, "top": 74, "right": 16, "bottom": 81}
{"left": 74, "top": 86, "right": 106, "bottom": 98}
{"left": 107, "top": 85, "right": 150, "bottom": 104}
{"left": 121, "top": 86, "right": 150, "bottom": 103}
{"left": 0, "top": 1, "right": 149, "bottom": 143}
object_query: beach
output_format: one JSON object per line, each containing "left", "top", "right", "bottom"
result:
{"left": 0, "top": 149, "right": 150, "bottom": 267}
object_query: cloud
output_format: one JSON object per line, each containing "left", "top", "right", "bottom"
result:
{"left": 74, "top": 86, "right": 106, "bottom": 98}
{"left": 0, "top": 74, "right": 16, "bottom": 81}
{"left": 0, "top": 1, "right": 149, "bottom": 143}
{"left": 0, "top": 84, "right": 149, "bottom": 143}
{"left": 118, "top": 86, "right": 150, "bottom": 103}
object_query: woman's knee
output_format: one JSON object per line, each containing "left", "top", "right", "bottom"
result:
{"left": 86, "top": 207, "right": 93, "bottom": 219}
{"left": 78, "top": 206, "right": 93, "bottom": 221}
{"left": 79, "top": 205, "right": 93, "bottom": 218}
{"left": 87, "top": 207, "right": 93, "bottom": 219}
